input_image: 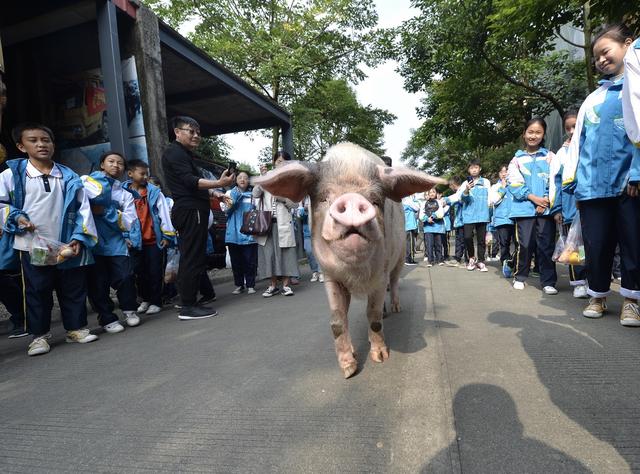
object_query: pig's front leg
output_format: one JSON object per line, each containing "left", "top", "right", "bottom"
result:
{"left": 367, "top": 287, "right": 389, "bottom": 363}
{"left": 324, "top": 280, "right": 356, "bottom": 378}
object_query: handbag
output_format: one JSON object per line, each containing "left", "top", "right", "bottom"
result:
{"left": 240, "top": 196, "right": 273, "bottom": 236}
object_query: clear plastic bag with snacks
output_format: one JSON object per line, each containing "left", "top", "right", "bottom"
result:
{"left": 29, "top": 232, "right": 75, "bottom": 266}
{"left": 557, "top": 213, "right": 585, "bottom": 265}
{"left": 164, "top": 248, "right": 179, "bottom": 283}
{"left": 552, "top": 234, "right": 565, "bottom": 262}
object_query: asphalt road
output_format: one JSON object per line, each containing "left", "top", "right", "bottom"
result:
{"left": 1, "top": 260, "right": 639, "bottom": 473}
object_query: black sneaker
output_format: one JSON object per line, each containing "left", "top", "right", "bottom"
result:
{"left": 178, "top": 306, "right": 218, "bottom": 320}
{"left": 8, "top": 327, "right": 29, "bottom": 339}
{"left": 197, "top": 294, "right": 217, "bottom": 306}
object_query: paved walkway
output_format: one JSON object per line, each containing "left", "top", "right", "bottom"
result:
{"left": 0, "top": 260, "right": 638, "bottom": 472}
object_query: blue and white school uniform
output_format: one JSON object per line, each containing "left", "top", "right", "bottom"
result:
{"left": 224, "top": 186, "right": 259, "bottom": 289}
{"left": 507, "top": 148, "right": 559, "bottom": 287}
{"left": 82, "top": 171, "right": 138, "bottom": 326}
{"left": 623, "top": 38, "right": 640, "bottom": 147}
{"left": 489, "top": 180, "right": 514, "bottom": 263}
{"left": 0, "top": 159, "right": 97, "bottom": 337}
{"left": 563, "top": 73, "right": 640, "bottom": 300}
{"left": 550, "top": 140, "right": 587, "bottom": 287}
{"left": 420, "top": 199, "right": 449, "bottom": 264}
{"left": 402, "top": 194, "right": 420, "bottom": 263}
{"left": 446, "top": 177, "right": 491, "bottom": 262}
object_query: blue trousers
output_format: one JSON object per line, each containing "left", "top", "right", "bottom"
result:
{"left": 303, "top": 237, "right": 320, "bottom": 272}
{"left": 425, "top": 232, "right": 444, "bottom": 264}
{"left": 514, "top": 216, "right": 557, "bottom": 287}
{"left": 0, "top": 269, "right": 24, "bottom": 330}
{"left": 20, "top": 252, "right": 88, "bottom": 337}
{"left": 132, "top": 245, "right": 164, "bottom": 306}
{"left": 454, "top": 226, "right": 465, "bottom": 262}
{"left": 228, "top": 243, "right": 258, "bottom": 288}
{"left": 580, "top": 195, "right": 640, "bottom": 298}
{"left": 88, "top": 255, "right": 137, "bottom": 326}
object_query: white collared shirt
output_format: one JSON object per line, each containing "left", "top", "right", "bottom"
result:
{"left": 0, "top": 161, "right": 64, "bottom": 251}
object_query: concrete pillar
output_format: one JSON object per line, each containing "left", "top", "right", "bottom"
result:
{"left": 282, "top": 123, "right": 294, "bottom": 160}
{"left": 131, "top": 5, "right": 169, "bottom": 182}
{"left": 97, "top": 0, "right": 130, "bottom": 158}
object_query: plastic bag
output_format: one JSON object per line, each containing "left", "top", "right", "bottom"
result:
{"left": 29, "top": 232, "right": 74, "bottom": 266}
{"left": 164, "top": 248, "right": 179, "bottom": 283}
{"left": 552, "top": 234, "right": 565, "bottom": 262}
{"left": 557, "top": 213, "right": 585, "bottom": 265}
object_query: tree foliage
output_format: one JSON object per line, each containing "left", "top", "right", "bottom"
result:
{"left": 292, "top": 79, "right": 395, "bottom": 161}
{"left": 146, "top": 0, "right": 392, "bottom": 154}
{"left": 397, "top": 0, "right": 637, "bottom": 178}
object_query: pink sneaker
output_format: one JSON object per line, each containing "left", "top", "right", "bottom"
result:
{"left": 466, "top": 257, "right": 477, "bottom": 271}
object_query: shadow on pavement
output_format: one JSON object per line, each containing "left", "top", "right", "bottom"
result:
{"left": 489, "top": 310, "right": 640, "bottom": 472}
{"left": 421, "top": 383, "right": 589, "bottom": 473}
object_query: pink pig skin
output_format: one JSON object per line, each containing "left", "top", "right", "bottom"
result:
{"left": 253, "top": 143, "right": 446, "bottom": 378}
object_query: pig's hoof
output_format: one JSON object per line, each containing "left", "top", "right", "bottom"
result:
{"left": 391, "top": 301, "right": 401, "bottom": 313}
{"left": 342, "top": 362, "right": 358, "bottom": 378}
{"left": 370, "top": 346, "right": 389, "bottom": 363}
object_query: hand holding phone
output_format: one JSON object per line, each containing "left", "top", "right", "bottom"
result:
{"left": 227, "top": 160, "right": 238, "bottom": 175}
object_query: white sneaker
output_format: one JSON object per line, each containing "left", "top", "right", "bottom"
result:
{"left": 318, "top": 273, "right": 324, "bottom": 283}
{"left": 513, "top": 281, "right": 525, "bottom": 290}
{"left": 423, "top": 257, "right": 428, "bottom": 262}
{"left": 572, "top": 285, "right": 588, "bottom": 299}
{"left": 282, "top": 286, "right": 294, "bottom": 296}
{"left": 310, "top": 272, "right": 319, "bottom": 282}
{"left": 104, "top": 321, "right": 125, "bottom": 333}
{"left": 247, "top": 287, "right": 256, "bottom": 294}
{"left": 466, "top": 258, "right": 477, "bottom": 271}
{"left": 28, "top": 334, "right": 51, "bottom": 356}
{"left": 476, "top": 262, "right": 488, "bottom": 272}
{"left": 427, "top": 263, "right": 433, "bottom": 267}
{"left": 66, "top": 329, "right": 98, "bottom": 343}
{"left": 146, "top": 305, "right": 161, "bottom": 315}
{"left": 232, "top": 286, "right": 245, "bottom": 295}
{"left": 137, "top": 302, "right": 150, "bottom": 313}
{"left": 543, "top": 286, "right": 558, "bottom": 295}
{"left": 123, "top": 311, "right": 140, "bottom": 327}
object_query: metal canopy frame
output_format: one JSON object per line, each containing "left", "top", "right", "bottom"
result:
{"left": 158, "top": 26, "right": 291, "bottom": 131}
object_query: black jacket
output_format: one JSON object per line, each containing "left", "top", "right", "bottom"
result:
{"left": 161, "top": 141, "right": 210, "bottom": 211}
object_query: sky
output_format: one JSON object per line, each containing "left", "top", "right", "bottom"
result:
{"left": 183, "top": 1, "right": 423, "bottom": 170}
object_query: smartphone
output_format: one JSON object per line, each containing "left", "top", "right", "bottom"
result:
{"left": 227, "top": 160, "right": 238, "bottom": 174}
{"left": 467, "top": 176, "right": 474, "bottom": 184}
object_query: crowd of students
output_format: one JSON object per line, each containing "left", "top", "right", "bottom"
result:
{"left": 0, "top": 119, "right": 323, "bottom": 357}
{"left": 403, "top": 23, "right": 640, "bottom": 327}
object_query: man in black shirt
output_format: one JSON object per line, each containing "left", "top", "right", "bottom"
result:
{"left": 162, "top": 116, "right": 235, "bottom": 320}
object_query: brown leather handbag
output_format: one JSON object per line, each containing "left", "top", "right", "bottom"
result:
{"left": 240, "top": 197, "right": 272, "bottom": 236}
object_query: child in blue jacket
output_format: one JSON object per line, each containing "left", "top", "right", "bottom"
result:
{"left": 82, "top": 151, "right": 139, "bottom": 333}
{"left": 0, "top": 123, "right": 98, "bottom": 356}
{"left": 123, "top": 159, "right": 175, "bottom": 314}
{"left": 445, "top": 177, "right": 465, "bottom": 266}
{"left": 421, "top": 188, "right": 449, "bottom": 266}
{"left": 445, "top": 160, "right": 491, "bottom": 272}
{"left": 0, "top": 206, "right": 26, "bottom": 338}
{"left": 402, "top": 193, "right": 420, "bottom": 265}
{"left": 508, "top": 118, "right": 560, "bottom": 294}
{"left": 563, "top": 24, "right": 640, "bottom": 324}
{"left": 490, "top": 165, "right": 515, "bottom": 275}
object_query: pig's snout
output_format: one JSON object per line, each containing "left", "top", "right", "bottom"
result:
{"left": 329, "top": 193, "right": 376, "bottom": 229}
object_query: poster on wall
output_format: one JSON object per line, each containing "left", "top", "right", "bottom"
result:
{"left": 56, "top": 56, "right": 148, "bottom": 175}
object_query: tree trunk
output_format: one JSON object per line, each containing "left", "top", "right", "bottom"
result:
{"left": 583, "top": 2, "right": 596, "bottom": 92}
{"left": 271, "top": 79, "right": 281, "bottom": 156}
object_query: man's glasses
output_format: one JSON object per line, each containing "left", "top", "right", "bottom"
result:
{"left": 178, "top": 128, "right": 201, "bottom": 136}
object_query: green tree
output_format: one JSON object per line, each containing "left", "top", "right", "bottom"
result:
{"left": 292, "top": 79, "right": 395, "bottom": 161}
{"left": 146, "top": 0, "right": 389, "bottom": 155}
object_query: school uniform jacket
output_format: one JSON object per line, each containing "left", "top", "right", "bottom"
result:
{"left": 420, "top": 199, "right": 449, "bottom": 234}
{"left": 445, "top": 177, "right": 491, "bottom": 224}
{"left": 82, "top": 171, "right": 137, "bottom": 256}
{"left": 549, "top": 141, "right": 577, "bottom": 224}
{"left": 223, "top": 186, "right": 257, "bottom": 246}
{"left": 122, "top": 181, "right": 176, "bottom": 250}
{"left": 623, "top": 38, "right": 640, "bottom": 148}
{"left": 402, "top": 194, "right": 420, "bottom": 232}
{"left": 507, "top": 148, "right": 557, "bottom": 218}
{"left": 0, "top": 158, "right": 97, "bottom": 268}
{"left": 563, "top": 75, "right": 640, "bottom": 200}
{"left": 489, "top": 181, "right": 514, "bottom": 227}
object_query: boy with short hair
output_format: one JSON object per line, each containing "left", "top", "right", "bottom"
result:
{"left": 445, "top": 161, "right": 491, "bottom": 272}
{"left": 123, "top": 159, "right": 175, "bottom": 314}
{"left": 0, "top": 123, "right": 98, "bottom": 356}
{"left": 445, "top": 176, "right": 465, "bottom": 267}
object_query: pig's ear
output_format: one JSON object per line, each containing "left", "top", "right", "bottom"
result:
{"left": 252, "top": 161, "right": 318, "bottom": 202}
{"left": 378, "top": 166, "right": 448, "bottom": 202}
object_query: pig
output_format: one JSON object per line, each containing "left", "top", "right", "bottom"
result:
{"left": 253, "top": 143, "right": 446, "bottom": 378}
